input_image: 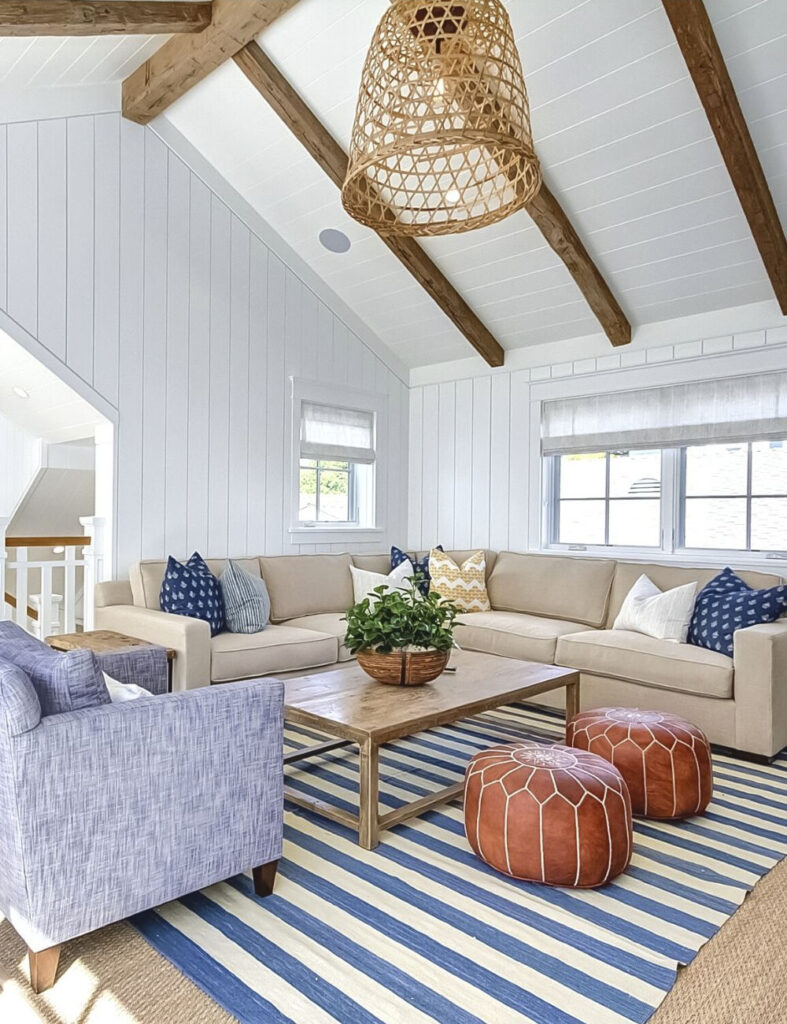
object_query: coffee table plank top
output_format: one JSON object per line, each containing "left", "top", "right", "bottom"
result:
{"left": 284, "top": 650, "right": 578, "bottom": 746}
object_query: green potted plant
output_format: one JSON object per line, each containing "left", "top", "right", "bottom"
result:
{"left": 343, "top": 577, "right": 460, "bottom": 686}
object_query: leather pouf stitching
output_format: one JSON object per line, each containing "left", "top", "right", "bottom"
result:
{"left": 464, "top": 741, "right": 633, "bottom": 888}
{"left": 566, "top": 707, "right": 713, "bottom": 820}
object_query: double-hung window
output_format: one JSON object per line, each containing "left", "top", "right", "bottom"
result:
{"left": 297, "top": 400, "right": 376, "bottom": 527}
{"left": 542, "top": 370, "right": 787, "bottom": 557}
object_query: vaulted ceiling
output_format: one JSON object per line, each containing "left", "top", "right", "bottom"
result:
{"left": 0, "top": 0, "right": 784, "bottom": 370}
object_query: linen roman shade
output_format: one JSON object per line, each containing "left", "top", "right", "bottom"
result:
{"left": 300, "top": 401, "right": 376, "bottom": 463}
{"left": 541, "top": 371, "right": 787, "bottom": 455}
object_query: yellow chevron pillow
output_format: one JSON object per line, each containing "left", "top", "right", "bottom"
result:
{"left": 429, "top": 549, "right": 490, "bottom": 613}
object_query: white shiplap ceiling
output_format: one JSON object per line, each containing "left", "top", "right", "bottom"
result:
{"left": 1, "top": 0, "right": 785, "bottom": 369}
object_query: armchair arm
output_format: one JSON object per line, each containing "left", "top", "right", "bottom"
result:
{"left": 733, "top": 620, "right": 787, "bottom": 758}
{"left": 95, "top": 604, "right": 211, "bottom": 690}
{"left": 96, "top": 646, "right": 169, "bottom": 695}
{"left": 11, "top": 678, "right": 284, "bottom": 950}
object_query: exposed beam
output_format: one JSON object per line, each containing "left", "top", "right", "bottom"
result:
{"left": 0, "top": 2, "right": 213, "bottom": 35}
{"left": 663, "top": 0, "right": 787, "bottom": 314}
{"left": 234, "top": 40, "right": 506, "bottom": 367}
{"left": 122, "top": 0, "right": 299, "bottom": 125}
{"left": 527, "top": 184, "right": 632, "bottom": 347}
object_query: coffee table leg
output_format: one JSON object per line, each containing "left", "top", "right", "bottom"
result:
{"left": 358, "top": 738, "right": 379, "bottom": 850}
{"left": 566, "top": 678, "right": 580, "bottom": 721}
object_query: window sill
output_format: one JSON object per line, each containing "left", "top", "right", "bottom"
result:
{"left": 540, "top": 544, "right": 787, "bottom": 571}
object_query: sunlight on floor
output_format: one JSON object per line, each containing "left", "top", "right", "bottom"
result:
{"left": 0, "top": 955, "right": 139, "bottom": 1024}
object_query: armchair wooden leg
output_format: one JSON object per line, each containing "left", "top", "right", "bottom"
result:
{"left": 252, "top": 859, "right": 278, "bottom": 897}
{"left": 28, "top": 945, "right": 61, "bottom": 993}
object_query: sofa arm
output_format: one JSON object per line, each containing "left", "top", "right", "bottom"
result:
{"left": 733, "top": 621, "right": 787, "bottom": 758}
{"left": 95, "top": 604, "right": 211, "bottom": 691}
{"left": 11, "top": 678, "right": 284, "bottom": 949}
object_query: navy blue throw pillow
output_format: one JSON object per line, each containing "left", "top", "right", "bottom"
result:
{"left": 390, "top": 545, "right": 443, "bottom": 595}
{"left": 688, "top": 567, "right": 787, "bottom": 657}
{"left": 160, "top": 552, "right": 226, "bottom": 636}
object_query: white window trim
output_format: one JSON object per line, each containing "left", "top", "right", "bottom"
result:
{"left": 288, "top": 377, "right": 387, "bottom": 543}
{"left": 541, "top": 446, "right": 787, "bottom": 569}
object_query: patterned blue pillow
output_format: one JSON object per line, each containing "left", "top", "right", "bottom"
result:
{"left": 160, "top": 552, "right": 226, "bottom": 636}
{"left": 390, "top": 545, "right": 443, "bottom": 595}
{"left": 688, "top": 567, "right": 787, "bottom": 657}
{"left": 221, "top": 559, "right": 270, "bottom": 634}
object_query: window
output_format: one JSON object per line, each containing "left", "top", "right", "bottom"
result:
{"left": 545, "top": 440, "right": 787, "bottom": 555}
{"left": 681, "top": 440, "right": 787, "bottom": 551}
{"left": 298, "top": 458, "right": 357, "bottom": 524}
{"left": 294, "top": 395, "right": 377, "bottom": 530}
{"left": 550, "top": 450, "right": 662, "bottom": 547}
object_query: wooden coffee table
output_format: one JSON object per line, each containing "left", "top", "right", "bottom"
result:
{"left": 283, "top": 650, "right": 579, "bottom": 849}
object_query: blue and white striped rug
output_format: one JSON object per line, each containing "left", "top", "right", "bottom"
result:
{"left": 131, "top": 704, "right": 787, "bottom": 1024}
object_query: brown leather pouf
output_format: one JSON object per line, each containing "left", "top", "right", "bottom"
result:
{"left": 464, "top": 741, "right": 633, "bottom": 888}
{"left": 566, "top": 707, "right": 713, "bottom": 819}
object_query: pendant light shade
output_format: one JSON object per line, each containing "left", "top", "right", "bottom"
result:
{"left": 342, "top": 0, "right": 541, "bottom": 237}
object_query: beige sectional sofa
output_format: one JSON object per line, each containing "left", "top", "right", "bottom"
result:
{"left": 95, "top": 549, "right": 787, "bottom": 759}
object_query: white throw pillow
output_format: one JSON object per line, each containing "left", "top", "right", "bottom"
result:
{"left": 103, "top": 672, "right": 152, "bottom": 703}
{"left": 350, "top": 561, "right": 412, "bottom": 603}
{"left": 613, "top": 574, "right": 697, "bottom": 643}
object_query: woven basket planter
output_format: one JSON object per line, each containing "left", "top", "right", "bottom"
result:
{"left": 357, "top": 648, "right": 449, "bottom": 686}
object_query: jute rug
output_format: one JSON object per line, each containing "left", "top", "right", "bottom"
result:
{"left": 3, "top": 704, "right": 781, "bottom": 1024}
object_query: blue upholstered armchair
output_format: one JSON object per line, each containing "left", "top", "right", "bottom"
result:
{"left": 0, "top": 630, "right": 284, "bottom": 993}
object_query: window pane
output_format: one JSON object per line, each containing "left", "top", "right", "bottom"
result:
{"left": 559, "top": 453, "right": 606, "bottom": 498}
{"left": 609, "top": 499, "right": 660, "bottom": 546}
{"left": 684, "top": 497, "right": 746, "bottom": 549}
{"left": 298, "top": 468, "right": 318, "bottom": 521}
{"left": 751, "top": 498, "right": 787, "bottom": 550}
{"left": 558, "top": 500, "right": 605, "bottom": 544}
{"left": 318, "top": 469, "right": 350, "bottom": 522}
{"left": 319, "top": 459, "right": 351, "bottom": 471}
{"left": 752, "top": 441, "right": 787, "bottom": 496}
{"left": 609, "top": 449, "right": 661, "bottom": 498}
{"left": 685, "top": 443, "right": 747, "bottom": 496}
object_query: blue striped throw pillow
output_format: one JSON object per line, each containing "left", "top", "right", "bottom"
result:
{"left": 221, "top": 559, "right": 271, "bottom": 634}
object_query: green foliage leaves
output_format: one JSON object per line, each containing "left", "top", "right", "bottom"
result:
{"left": 343, "top": 575, "right": 460, "bottom": 654}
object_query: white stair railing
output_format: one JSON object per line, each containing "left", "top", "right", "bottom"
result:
{"left": 2, "top": 528, "right": 98, "bottom": 638}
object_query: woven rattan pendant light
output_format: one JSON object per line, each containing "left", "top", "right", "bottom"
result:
{"left": 342, "top": 0, "right": 541, "bottom": 236}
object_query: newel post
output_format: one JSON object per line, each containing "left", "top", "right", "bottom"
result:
{"left": 80, "top": 516, "right": 106, "bottom": 632}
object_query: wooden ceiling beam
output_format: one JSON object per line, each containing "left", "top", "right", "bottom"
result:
{"left": 234, "top": 40, "right": 505, "bottom": 367}
{"left": 122, "top": 0, "right": 299, "bottom": 125}
{"left": 663, "top": 0, "right": 787, "bottom": 314}
{"left": 527, "top": 184, "right": 632, "bottom": 347}
{"left": 0, "top": 2, "right": 213, "bottom": 36}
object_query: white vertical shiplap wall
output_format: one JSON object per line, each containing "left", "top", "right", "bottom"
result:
{"left": 0, "top": 113, "right": 409, "bottom": 573}
{"left": 408, "top": 370, "right": 531, "bottom": 553}
{"left": 0, "top": 412, "right": 39, "bottom": 517}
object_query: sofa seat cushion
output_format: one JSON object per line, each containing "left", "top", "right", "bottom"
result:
{"left": 210, "top": 625, "right": 338, "bottom": 683}
{"left": 455, "top": 611, "right": 588, "bottom": 664}
{"left": 284, "top": 614, "right": 353, "bottom": 662}
{"left": 556, "top": 630, "right": 733, "bottom": 700}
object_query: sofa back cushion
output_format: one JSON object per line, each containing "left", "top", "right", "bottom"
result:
{"left": 487, "top": 551, "right": 615, "bottom": 628}
{"left": 0, "top": 621, "right": 109, "bottom": 716}
{"left": 606, "top": 561, "right": 783, "bottom": 628}
{"left": 259, "top": 553, "right": 354, "bottom": 623}
{"left": 351, "top": 554, "right": 393, "bottom": 575}
{"left": 131, "top": 558, "right": 261, "bottom": 609}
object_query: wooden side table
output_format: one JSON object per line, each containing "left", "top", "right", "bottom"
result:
{"left": 46, "top": 629, "right": 176, "bottom": 692}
